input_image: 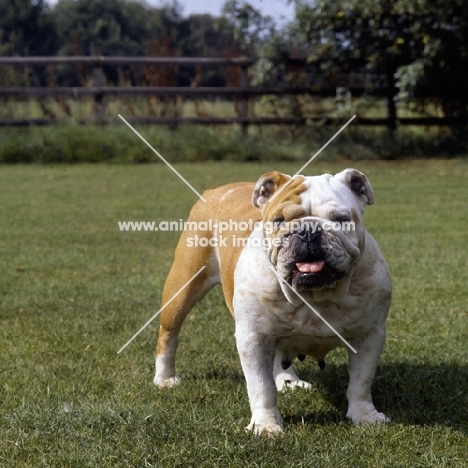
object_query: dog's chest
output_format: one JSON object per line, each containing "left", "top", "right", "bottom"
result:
{"left": 267, "top": 298, "right": 364, "bottom": 338}
{"left": 234, "top": 251, "right": 368, "bottom": 338}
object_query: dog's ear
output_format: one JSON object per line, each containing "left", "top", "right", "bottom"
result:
{"left": 335, "top": 168, "right": 374, "bottom": 206}
{"left": 252, "top": 171, "right": 291, "bottom": 207}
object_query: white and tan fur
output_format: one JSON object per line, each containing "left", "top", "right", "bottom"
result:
{"left": 154, "top": 169, "right": 392, "bottom": 436}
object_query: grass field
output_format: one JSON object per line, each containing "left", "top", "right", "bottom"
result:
{"left": 1, "top": 159, "right": 467, "bottom": 467}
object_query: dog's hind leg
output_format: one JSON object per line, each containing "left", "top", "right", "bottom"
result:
{"left": 154, "top": 234, "right": 220, "bottom": 387}
{"left": 273, "top": 350, "right": 312, "bottom": 392}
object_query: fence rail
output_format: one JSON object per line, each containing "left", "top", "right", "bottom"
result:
{"left": 0, "top": 86, "right": 379, "bottom": 97}
{"left": 1, "top": 55, "right": 466, "bottom": 131}
{"left": 0, "top": 116, "right": 462, "bottom": 128}
{"left": 0, "top": 56, "right": 254, "bottom": 66}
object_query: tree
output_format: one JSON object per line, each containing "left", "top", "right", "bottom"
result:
{"left": 52, "top": 0, "right": 152, "bottom": 56}
{"left": 0, "top": 0, "right": 58, "bottom": 55}
{"left": 291, "top": 0, "right": 419, "bottom": 71}
{"left": 216, "top": 0, "right": 276, "bottom": 56}
{"left": 399, "top": 1, "right": 468, "bottom": 121}
{"left": 290, "top": 0, "right": 468, "bottom": 121}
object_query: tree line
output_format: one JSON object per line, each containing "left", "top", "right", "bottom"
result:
{"left": 0, "top": 1, "right": 271, "bottom": 65}
{"left": 1, "top": 0, "right": 468, "bottom": 121}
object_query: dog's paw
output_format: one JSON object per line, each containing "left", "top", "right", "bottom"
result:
{"left": 246, "top": 421, "right": 284, "bottom": 437}
{"left": 276, "top": 376, "right": 312, "bottom": 392}
{"left": 346, "top": 403, "right": 390, "bottom": 425}
{"left": 153, "top": 375, "right": 182, "bottom": 388}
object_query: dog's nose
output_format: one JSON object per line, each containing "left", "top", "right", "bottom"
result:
{"left": 296, "top": 227, "right": 321, "bottom": 244}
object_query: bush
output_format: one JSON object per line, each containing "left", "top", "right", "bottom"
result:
{"left": 0, "top": 123, "right": 467, "bottom": 164}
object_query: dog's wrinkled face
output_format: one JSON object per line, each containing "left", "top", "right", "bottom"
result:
{"left": 252, "top": 169, "right": 374, "bottom": 292}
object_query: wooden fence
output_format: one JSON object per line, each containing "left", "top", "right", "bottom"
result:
{"left": 0, "top": 56, "right": 464, "bottom": 134}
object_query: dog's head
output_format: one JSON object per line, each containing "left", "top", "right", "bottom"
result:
{"left": 252, "top": 169, "right": 374, "bottom": 296}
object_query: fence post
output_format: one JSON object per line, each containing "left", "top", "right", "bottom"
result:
{"left": 240, "top": 64, "right": 249, "bottom": 137}
{"left": 91, "top": 42, "right": 104, "bottom": 119}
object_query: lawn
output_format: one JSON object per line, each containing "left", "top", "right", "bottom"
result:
{"left": 0, "top": 159, "right": 467, "bottom": 467}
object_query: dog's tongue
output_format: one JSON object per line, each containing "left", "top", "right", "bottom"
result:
{"left": 296, "top": 261, "right": 325, "bottom": 273}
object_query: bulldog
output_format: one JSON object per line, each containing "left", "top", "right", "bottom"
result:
{"left": 154, "top": 169, "right": 392, "bottom": 436}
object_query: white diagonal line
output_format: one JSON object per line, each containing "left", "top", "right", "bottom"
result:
{"left": 118, "top": 114, "right": 207, "bottom": 202}
{"left": 269, "top": 266, "right": 357, "bottom": 354}
{"left": 117, "top": 266, "right": 206, "bottom": 354}
{"left": 268, "top": 115, "right": 356, "bottom": 204}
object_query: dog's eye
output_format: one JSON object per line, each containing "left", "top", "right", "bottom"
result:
{"left": 272, "top": 216, "right": 285, "bottom": 230}
{"left": 335, "top": 216, "right": 351, "bottom": 223}
{"left": 332, "top": 214, "right": 351, "bottom": 223}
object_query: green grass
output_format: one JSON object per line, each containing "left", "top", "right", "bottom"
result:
{"left": 1, "top": 160, "right": 467, "bottom": 467}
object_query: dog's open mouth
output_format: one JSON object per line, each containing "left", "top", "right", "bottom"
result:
{"left": 296, "top": 260, "right": 325, "bottom": 273}
{"left": 287, "top": 260, "right": 344, "bottom": 291}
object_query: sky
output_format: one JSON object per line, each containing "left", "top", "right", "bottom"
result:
{"left": 147, "top": 0, "right": 295, "bottom": 26}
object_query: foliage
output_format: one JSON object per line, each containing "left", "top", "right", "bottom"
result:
{"left": 0, "top": 0, "right": 58, "bottom": 55}
{"left": 0, "top": 120, "right": 467, "bottom": 164}
{"left": 0, "top": 0, "right": 277, "bottom": 88}
{"left": 0, "top": 124, "right": 308, "bottom": 164}
{"left": 290, "top": 0, "right": 468, "bottom": 118}
{"left": 216, "top": 0, "right": 276, "bottom": 55}
{"left": 52, "top": 0, "right": 155, "bottom": 56}
{"left": 0, "top": 0, "right": 274, "bottom": 59}
{"left": 291, "top": 0, "right": 419, "bottom": 72}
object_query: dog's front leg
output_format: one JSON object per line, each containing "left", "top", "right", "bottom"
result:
{"left": 346, "top": 324, "right": 390, "bottom": 425}
{"left": 235, "top": 327, "right": 283, "bottom": 436}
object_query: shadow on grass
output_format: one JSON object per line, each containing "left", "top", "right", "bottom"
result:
{"left": 286, "top": 362, "right": 468, "bottom": 435}
{"left": 187, "top": 360, "right": 468, "bottom": 435}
